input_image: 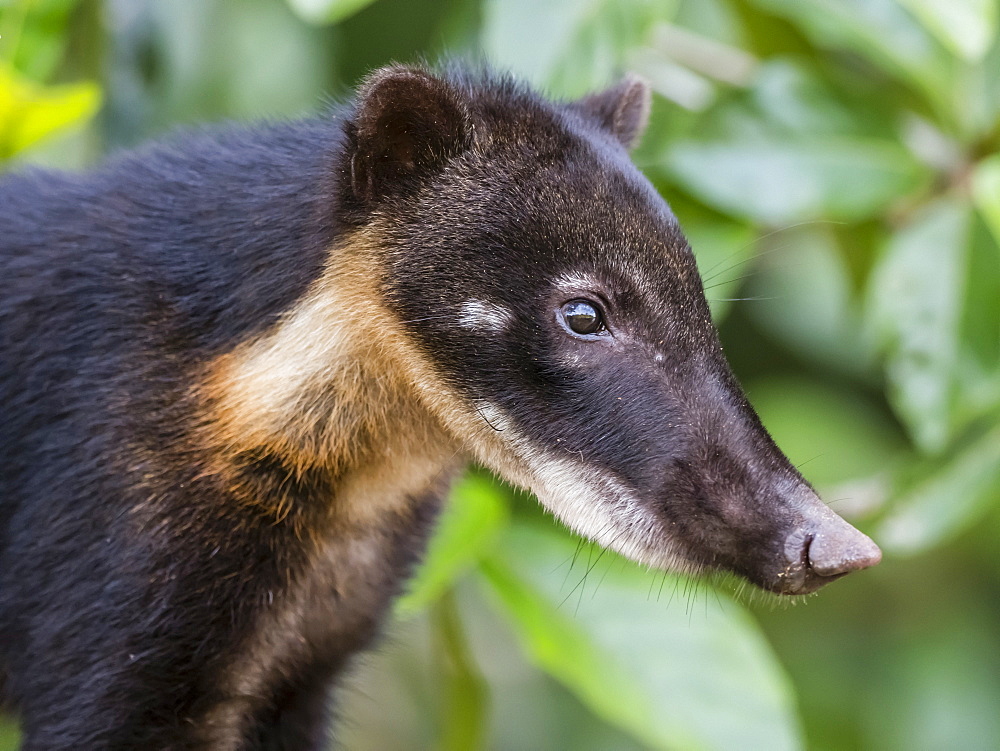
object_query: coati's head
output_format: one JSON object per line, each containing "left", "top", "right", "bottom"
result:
{"left": 338, "top": 65, "right": 881, "bottom": 595}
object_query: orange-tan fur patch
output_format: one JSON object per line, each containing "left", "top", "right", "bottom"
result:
{"left": 198, "top": 226, "right": 498, "bottom": 525}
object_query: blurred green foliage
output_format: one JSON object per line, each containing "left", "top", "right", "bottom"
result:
{"left": 1, "top": 0, "right": 999, "bottom": 748}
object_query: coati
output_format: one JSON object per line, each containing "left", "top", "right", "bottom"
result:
{"left": 0, "top": 64, "right": 881, "bottom": 749}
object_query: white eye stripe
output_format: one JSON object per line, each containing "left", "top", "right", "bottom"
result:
{"left": 458, "top": 299, "right": 514, "bottom": 331}
{"left": 554, "top": 272, "right": 603, "bottom": 292}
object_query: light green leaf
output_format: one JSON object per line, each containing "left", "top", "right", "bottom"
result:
{"left": 0, "top": 64, "right": 101, "bottom": 159}
{"left": 397, "top": 473, "right": 509, "bottom": 616}
{"left": 866, "top": 199, "right": 971, "bottom": 454}
{"left": 749, "top": 60, "right": 874, "bottom": 137}
{"left": 896, "top": 0, "right": 998, "bottom": 62}
{"left": 954, "top": 217, "right": 1000, "bottom": 426}
{"left": 866, "top": 617, "right": 1000, "bottom": 750}
{"left": 482, "top": 0, "right": 679, "bottom": 96}
{"left": 972, "top": 155, "right": 1000, "bottom": 250}
{"left": 876, "top": 425, "right": 1000, "bottom": 555}
{"left": 481, "top": 524, "right": 803, "bottom": 751}
{"left": 285, "top": 0, "right": 378, "bottom": 25}
{"left": 965, "top": 36, "right": 1000, "bottom": 139}
{"left": 746, "top": 377, "right": 906, "bottom": 490}
{"left": 663, "top": 138, "right": 927, "bottom": 224}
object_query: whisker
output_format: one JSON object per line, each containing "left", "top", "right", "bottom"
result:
{"left": 698, "top": 219, "right": 844, "bottom": 279}
{"left": 708, "top": 296, "right": 776, "bottom": 302}
{"left": 474, "top": 405, "right": 504, "bottom": 432}
{"left": 794, "top": 453, "right": 826, "bottom": 470}
{"left": 702, "top": 271, "right": 758, "bottom": 291}
{"left": 824, "top": 497, "right": 853, "bottom": 507}
{"left": 699, "top": 239, "right": 799, "bottom": 285}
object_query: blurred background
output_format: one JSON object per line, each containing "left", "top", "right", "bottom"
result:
{"left": 1, "top": 0, "right": 999, "bottom": 748}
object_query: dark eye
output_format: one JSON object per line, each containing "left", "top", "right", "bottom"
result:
{"left": 560, "top": 299, "right": 605, "bottom": 336}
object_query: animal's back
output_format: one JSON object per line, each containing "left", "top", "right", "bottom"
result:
{"left": 0, "top": 122, "right": 361, "bottom": 747}
{"left": 0, "top": 121, "right": 337, "bottom": 515}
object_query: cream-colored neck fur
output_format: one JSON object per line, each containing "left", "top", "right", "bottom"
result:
{"left": 202, "top": 231, "right": 464, "bottom": 522}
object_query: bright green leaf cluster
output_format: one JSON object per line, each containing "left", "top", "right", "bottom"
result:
{"left": 0, "top": 63, "right": 100, "bottom": 160}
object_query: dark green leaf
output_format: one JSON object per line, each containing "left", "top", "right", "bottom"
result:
{"left": 683, "top": 215, "right": 755, "bottom": 321}
{"left": 744, "top": 0, "right": 954, "bottom": 111}
{"left": 744, "top": 227, "right": 875, "bottom": 376}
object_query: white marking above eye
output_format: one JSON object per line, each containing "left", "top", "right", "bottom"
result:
{"left": 458, "top": 299, "right": 514, "bottom": 332}
{"left": 554, "top": 272, "right": 602, "bottom": 293}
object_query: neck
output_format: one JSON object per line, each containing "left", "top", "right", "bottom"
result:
{"left": 199, "top": 229, "right": 461, "bottom": 524}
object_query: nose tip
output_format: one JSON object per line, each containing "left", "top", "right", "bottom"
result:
{"left": 779, "top": 496, "right": 882, "bottom": 594}
{"left": 806, "top": 521, "right": 882, "bottom": 577}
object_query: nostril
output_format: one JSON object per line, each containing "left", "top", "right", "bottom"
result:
{"left": 800, "top": 532, "right": 814, "bottom": 568}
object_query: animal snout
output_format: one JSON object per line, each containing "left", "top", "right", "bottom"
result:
{"left": 780, "top": 497, "right": 881, "bottom": 594}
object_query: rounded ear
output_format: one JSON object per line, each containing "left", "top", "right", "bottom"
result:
{"left": 573, "top": 74, "right": 652, "bottom": 150}
{"left": 348, "top": 66, "right": 470, "bottom": 204}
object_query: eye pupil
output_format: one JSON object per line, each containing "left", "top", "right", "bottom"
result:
{"left": 562, "top": 300, "right": 604, "bottom": 335}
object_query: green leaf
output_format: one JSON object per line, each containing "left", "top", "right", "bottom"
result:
{"left": 866, "top": 199, "right": 972, "bottom": 454}
{"left": 0, "top": 64, "right": 101, "bottom": 159}
{"left": 866, "top": 616, "right": 1000, "bottom": 750}
{"left": 895, "top": 0, "right": 998, "bottom": 62}
{"left": 749, "top": 61, "right": 846, "bottom": 135}
{"left": 396, "top": 473, "right": 509, "bottom": 615}
{"left": 480, "top": 524, "right": 803, "bottom": 751}
{"left": 0, "top": 719, "right": 17, "bottom": 751}
{"left": 482, "top": 0, "right": 679, "bottom": 96}
{"left": 433, "top": 592, "right": 489, "bottom": 751}
{"left": 965, "top": 36, "right": 1000, "bottom": 139}
{"left": 2, "top": 0, "right": 82, "bottom": 82}
{"left": 972, "top": 155, "right": 1000, "bottom": 250}
{"left": 663, "top": 137, "right": 927, "bottom": 224}
{"left": 746, "top": 377, "right": 906, "bottom": 490}
{"left": 285, "top": 0, "right": 378, "bottom": 25}
{"left": 954, "top": 217, "right": 1000, "bottom": 426}
{"left": 876, "top": 424, "right": 1000, "bottom": 555}
{"left": 744, "top": 227, "right": 875, "bottom": 377}
{"left": 744, "top": 0, "right": 953, "bottom": 112}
